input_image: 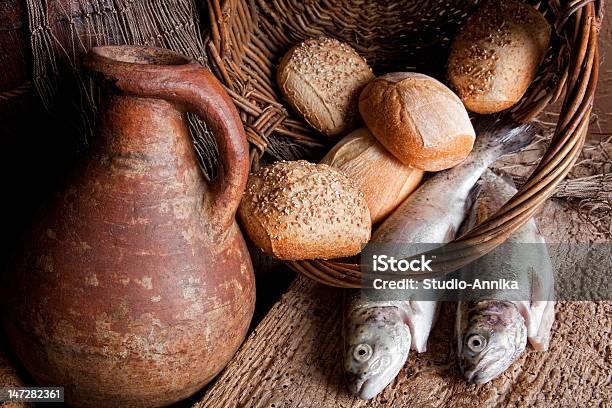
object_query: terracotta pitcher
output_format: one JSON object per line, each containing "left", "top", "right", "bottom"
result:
{"left": 2, "top": 46, "right": 255, "bottom": 407}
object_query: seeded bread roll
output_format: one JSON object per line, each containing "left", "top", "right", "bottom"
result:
{"left": 238, "top": 160, "right": 371, "bottom": 260}
{"left": 277, "top": 37, "right": 374, "bottom": 137}
{"left": 359, "top": 72, "right": 475, "bottom": 172}
{"left": 447, "top": 0, "right": 551, "bottom": 114}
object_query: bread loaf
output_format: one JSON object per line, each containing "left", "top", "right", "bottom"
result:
{"left": 447, "top": 0, "right": 551, "bottom": 114}
{"left": 277, "top": 37, "right": 374, "bottom": 137}
{"left": 359, "top": 72, "right": 475, "bottom": 172}
{"left": 238, "top": 160, "right": 371, "bottom": 260}
{"left": 321, "top": 128, "right": 423, "bottom": 224}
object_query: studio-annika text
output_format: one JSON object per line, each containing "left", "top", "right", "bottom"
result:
{"left": 369, "top": 255, "right": 520, "bottom": 291}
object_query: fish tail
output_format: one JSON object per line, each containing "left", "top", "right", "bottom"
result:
{"left": 471, "top": 114, "right": 539, "bottom": 160}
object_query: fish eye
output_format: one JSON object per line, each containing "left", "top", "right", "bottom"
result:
{"left": 353, "top": 343, "right": 373, "bottom": 362}
{"left": 467, "top": 334, "right": 487, "bottom": 352}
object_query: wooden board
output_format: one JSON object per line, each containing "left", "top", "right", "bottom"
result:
{"left": 194, "top": 201, "right": 611, "bottom": 408}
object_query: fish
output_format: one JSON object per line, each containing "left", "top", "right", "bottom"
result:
{"left": 456, "top": 170, "right": 555, "bottom": 385}
{"left": 344, "top": 117, "right": 538, "bottom": 400}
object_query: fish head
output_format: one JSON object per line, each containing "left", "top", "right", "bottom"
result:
{"left": 344, "top": 306, "right": 410, "bottom": 400}
{"left": 457, "top": 300, "right": 527, "bottom": 384}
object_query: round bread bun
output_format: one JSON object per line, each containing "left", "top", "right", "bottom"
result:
{"left": 358, "top": 72, "right": 475, "bottom": 172}
{"left": 321, "top": 128, "right": 424, "bottom": 224}
{"left": 447, "top": 0, "right": 551, "bottom": 114}
{"left": 277, "top": 37, "right": 374, "bottom": 137}
{"left": 238, "top": 160, "right": 371, "bottom": 260}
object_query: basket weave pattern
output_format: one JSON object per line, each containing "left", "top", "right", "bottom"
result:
{"left": 204, "top": 0, "right": 604, "bottom": 288}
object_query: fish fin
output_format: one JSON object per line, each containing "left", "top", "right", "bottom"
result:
{"left": 409, "top": 300, "right": 422, "bottom": 314}
{"left": 517, "top": 300, "right": 551, "bottom": 347}
{"left": 465, "top": 180, "right": 484, "bottom": 214}
{"left": 516, "top": 301, "right": 532, "bottom": 327}
{"left": 491, "top": 169, "right": 518, "bottom": 189}
{"left": 413, "top": 342, "right": 427, "bottom": 353}
{"left": 457, "top": 182, "right": 483, "bottom": 235}
{"left": 498, "top": 122, "right": 539, "bottom": 157}
{"left": 408, "top": 301, "right": 438, "bottom": 353}
{"left": 528, "top": 301, "right": 555, "bottom": 351}
{"left": 444, "top": 225, "right": 458, "bottom": 242}
{"left": 472, "top": 114, "right": 539, "bottom": 157}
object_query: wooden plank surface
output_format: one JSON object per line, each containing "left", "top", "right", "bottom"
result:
{"left": 194, "top": 201, "right": 611, "bottom": 408}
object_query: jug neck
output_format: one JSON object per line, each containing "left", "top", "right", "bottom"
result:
{"left": 96, "top": 92, "right": 191, "bottom": 160}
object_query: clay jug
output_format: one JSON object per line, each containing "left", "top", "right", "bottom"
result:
{"left": 2, "top": 46, "right": 255, "bottom": 407}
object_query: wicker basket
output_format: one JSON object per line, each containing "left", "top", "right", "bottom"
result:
{"left": 202, "top": 0, "right": 603, "bottom": 288}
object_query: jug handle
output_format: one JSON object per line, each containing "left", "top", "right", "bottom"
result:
{"left": 148, "top": 68, "right": 250, "bottom": 234}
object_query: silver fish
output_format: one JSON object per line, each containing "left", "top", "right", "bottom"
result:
{"left": 456, "top": 170, "right": 555, "bottom": 385}
{"left": 344, "top": 118, "right": 538, "bottom": 399}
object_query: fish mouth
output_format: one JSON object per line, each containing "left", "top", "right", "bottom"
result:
{"left": 349, "top": 377, "right": 384, "bottom": 400}
{"left": 347, "top": 355, "right": 404, "bottom": 400}
{"left": 463, "top": 359, "right": 507, "bottom": 384}
{"left": 464, "top": 367, "right": 490, "bottom": 384}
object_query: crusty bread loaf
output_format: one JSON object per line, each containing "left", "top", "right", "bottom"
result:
{"left": 238, "top": 160, "right": 371, "bottom": 260}
{"left": 321, "top": 128, "right": 423, "bottom": 224}
{"left": 447, "top": 0, "right": 551, "bottom": 114}
{"left": 277, "top": 37, "right": 374, "bottom": 137}
{"left": 359, "top": 72, "right": 475, "bottom": 172}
